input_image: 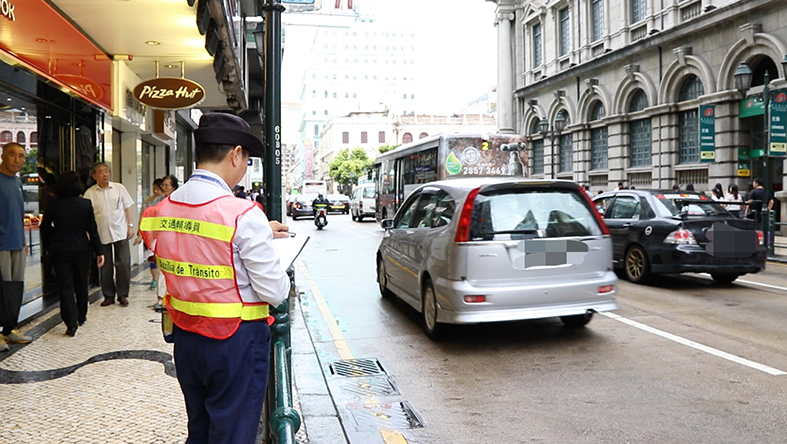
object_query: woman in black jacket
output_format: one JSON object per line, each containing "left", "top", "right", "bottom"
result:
{"left": 41, "top": 171, "right": 105, "bottom": 336}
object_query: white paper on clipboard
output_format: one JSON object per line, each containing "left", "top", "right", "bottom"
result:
{"left": 273, "top": 234, "right": 310, "bottom": 271}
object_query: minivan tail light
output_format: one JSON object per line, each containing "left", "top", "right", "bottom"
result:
{"left": 463, "top": 295, "right": 486, "bottom": 303}
{"left": 598, "top": 285, "right": 614, "bottom": 294}
{"left": 756, "top": 230, "right": 764, "bottom": 245}
{"left": 580, "top": 187, "right": 610, "bottom": 235}
{"left": 664, "top": 229, "right": 697, "bottom": 244}
{"left": 455, "top": 187, "right": 481, "bottom": 243}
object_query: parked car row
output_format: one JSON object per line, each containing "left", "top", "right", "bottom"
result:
{"left": 376, "top": 178, "right": 767, "bottom": 339}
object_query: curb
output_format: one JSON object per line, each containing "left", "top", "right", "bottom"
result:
{"left": 290, "top": 288, "right": 349, "bottom": 444}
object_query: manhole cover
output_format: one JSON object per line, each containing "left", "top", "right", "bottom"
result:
{"left": 348, "top": 401, "right": 425, "bottom": 431}
{"left": 337, "top": 376, "right": 399, "bottom": 397}
{"left": 330, "top": 358, "right": 385, "bottom": 377}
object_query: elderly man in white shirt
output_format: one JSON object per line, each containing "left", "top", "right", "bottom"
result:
{"left": 83, "top": 162, "right": 135, "bottom": 307}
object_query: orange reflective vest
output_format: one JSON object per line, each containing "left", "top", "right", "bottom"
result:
{"left": 140, "top": 195, "right": 270, "bottom": 340}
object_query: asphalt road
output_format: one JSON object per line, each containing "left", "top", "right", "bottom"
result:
{"left": 288, "top": 212, "right": 787, "bottom": 444}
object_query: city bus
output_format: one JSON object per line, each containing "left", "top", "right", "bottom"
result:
{"left": 302, "top": 179, "right": 328, "bottom": 196}
{"left": 373, "top": 133, "right": 527, "bottom": 221}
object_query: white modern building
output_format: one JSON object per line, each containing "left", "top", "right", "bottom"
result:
{"left": 491, "top": 0, "right": 787, "bottom": 227}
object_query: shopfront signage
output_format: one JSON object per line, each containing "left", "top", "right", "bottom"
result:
{"left": 153, "top": 110, "right": 176, "bottom": 140}
{"left": 0, "top": 0, "right": 111, "bottom": 110}
{"left": 769, "top": 91, "right": 787, "bottom": 156}
{"left": 699, "top": 105, "right": 715, "bottom": 162}
{"left": 740, "top": 96, "right": 764, "bottom": 118}
{"left": 133, "top": 78, "right": 205, "bottom": 110}
{"left": 737, "top": 148, "right": 750, "bottom": 177}
{"left": 1, "top": 0, "right": 15, "bottom": 21}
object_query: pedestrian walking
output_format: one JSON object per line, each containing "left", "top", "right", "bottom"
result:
{"left": 0, "top": 143, "right": 32, "bottom": 351}
{"left": 40, "top": 171, "right": 105, "bottom": 336}
{"left": 83, "top": 162, "right": 135, "bottom": 307}
{"left": 140, "top": 113, "right": 290, "bottom": 444}
{"left": 135, "top": 178, "right": 164, "bottom": 291}
{"left": 711, "top": 183, "right": 725, "bottom": 202}
{"left": 583, "top": 184, "right": 593, "bottom": 199}
{"left": 725, "top": 184, "right": 744, "bottom": 218}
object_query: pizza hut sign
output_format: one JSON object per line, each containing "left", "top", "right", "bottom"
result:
{"left": 133, "top": 77, "right": 206, "bottom": 110}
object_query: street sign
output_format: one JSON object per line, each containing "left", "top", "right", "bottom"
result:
{"left": 699, "top": 105, "right": 715, "bottom": 162}
{"left": 769, "top": 91, "right": 787, "bottom": 156}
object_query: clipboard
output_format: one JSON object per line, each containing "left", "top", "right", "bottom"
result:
{"left": 273, "top": 234, "right": 310, "bottom": 271}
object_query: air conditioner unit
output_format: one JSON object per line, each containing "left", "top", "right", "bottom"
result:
{"left": 196, "top": 0, "right": 211, "bottom": 35}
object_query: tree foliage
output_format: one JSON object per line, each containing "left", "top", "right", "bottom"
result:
{"left": 377, "top": 144, "right": 399, "bottom": 155}
{"left": 328, "top": 147, "right": 373, "bottom": 193}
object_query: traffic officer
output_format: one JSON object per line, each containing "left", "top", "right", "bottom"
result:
{"left": 140, "top": 113, "right": 290, "bottom": 444}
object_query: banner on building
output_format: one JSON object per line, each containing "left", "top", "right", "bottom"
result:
{"left": 699, "top": 105, "right": 716, "bottom": 162}
{"left": 769, "top": 91, "right": 787, "bottom": 156}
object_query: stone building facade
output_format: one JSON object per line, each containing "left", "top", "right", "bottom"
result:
{"left": 492, "top": 0, "right": 787, "bottom": 225}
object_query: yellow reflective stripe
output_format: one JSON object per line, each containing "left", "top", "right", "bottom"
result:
{"left": 140, "top": 217, "right": 234, "bottom": 242}
{"left": 157, "top": 257, "right": 235, "bottom": 280}
{"left": 169, "top": 294, "right": 269, "bottom": 320}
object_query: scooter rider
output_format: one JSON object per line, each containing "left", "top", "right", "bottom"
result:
{"left": 312, "top": 194, "right": 329, "bottom": 216}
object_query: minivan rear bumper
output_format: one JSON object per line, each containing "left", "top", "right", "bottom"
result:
{"left": 433, "top": 272, "right": 618, "bottom": 325}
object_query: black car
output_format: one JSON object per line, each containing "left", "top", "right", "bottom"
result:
{"left": 593, "top": 190, "right": 766, "bottom": 284}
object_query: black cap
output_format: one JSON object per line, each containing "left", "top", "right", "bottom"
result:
{"left": 194, "top": 113, "right": 264, "bottom": 157}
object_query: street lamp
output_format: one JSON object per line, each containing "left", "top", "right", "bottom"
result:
{"left": 734, "top": 57, "right": 787, "bottom": 253}
{"left": 538, "top": 113, "right": 567, "bottom": 179}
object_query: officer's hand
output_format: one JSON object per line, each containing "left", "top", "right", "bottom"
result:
{"left": 270, "top": 220, "right": 289, "bottom": 239}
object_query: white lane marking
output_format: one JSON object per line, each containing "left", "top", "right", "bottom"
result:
{"left": 600, "top": 312, "right": 787, "bottom": 376}
{"left": 366, "top": 230, "right": 383, "bottom": 236}
{"left": 736, "top": 279, "right": 787, "bottom": 292}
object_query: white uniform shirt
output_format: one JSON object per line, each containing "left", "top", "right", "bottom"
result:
{"left": 167, "top": 169, "right": 290, "bottom": 307}
{"left": 84, "top": 181, "right": 134, "bottom": 244}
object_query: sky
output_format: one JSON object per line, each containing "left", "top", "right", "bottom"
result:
{"left": 280, "top": 0, "right": 499, "bottom": 114}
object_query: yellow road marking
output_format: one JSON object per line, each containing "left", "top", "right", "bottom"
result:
{"left": 296, "top": 259, "right": 410, "bottom": 444}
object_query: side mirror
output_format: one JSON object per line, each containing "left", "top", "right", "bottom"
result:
{"left": 381, "top": 219, "right": 394, "bottom": 230}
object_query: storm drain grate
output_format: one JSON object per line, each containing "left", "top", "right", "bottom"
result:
{"left": 348, "top": 401, "right": 425, "bottom": 431}
{"left": 337, "top": 376, "right": 400, "bottom": 398}
{"left": 330, "top": 358, "right": 385, "bottom": 377}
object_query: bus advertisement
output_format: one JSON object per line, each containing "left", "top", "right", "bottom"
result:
{"left": 373, "top": 133, "right": 527, "bottom": 221}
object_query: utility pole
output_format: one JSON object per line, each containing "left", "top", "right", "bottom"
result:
{"left": 263, "top": 0, "right": 285, "bottom": 221}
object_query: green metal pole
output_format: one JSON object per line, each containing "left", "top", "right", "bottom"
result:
{"left": 763, "top": 72, "right": 770, "bottom": 244}
{"left": 263, "top": 0, "right": 285, "bottom": 222}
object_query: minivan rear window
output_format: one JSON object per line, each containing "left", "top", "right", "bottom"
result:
{"left": 469, "top": 189, "right": 603, "bottom": 241}
{"left": 362, "top": 187, "right": 375, "bottom": 198}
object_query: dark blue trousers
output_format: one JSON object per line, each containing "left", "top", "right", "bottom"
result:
{"left": 173, "top": 321, "right": 271, "bottom": 444}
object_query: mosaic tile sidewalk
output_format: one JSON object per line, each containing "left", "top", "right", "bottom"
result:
{"left": 0, "top": 275, "right": 187, "bottom": 444}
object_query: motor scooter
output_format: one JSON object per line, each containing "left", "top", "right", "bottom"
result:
{"left": 313, "top": 203, "right": 328, "bottom": 230}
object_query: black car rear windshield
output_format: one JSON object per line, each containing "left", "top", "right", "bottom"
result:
{"left": 653, "top": 193, "right": 728, "bottom": 217}
{"left": 469, "top": 188, "right": 603, "bottom": 240}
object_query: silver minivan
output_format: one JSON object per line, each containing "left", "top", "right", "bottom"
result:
{"left": 376, "top": 178, "right": 617, "bottom": 338}
{"left": 350, "top": 183, "right": 376, "bottom": 222}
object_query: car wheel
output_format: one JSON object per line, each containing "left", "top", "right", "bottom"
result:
{"left": 711, "top": 273, "right": 739, "bottom": 285}
{"left": 377, "top": 256, "right": 394, "bottom": 299}
{"left": 422, "top": 278, "right": 444, "bottom": 340}
{"left": 560, "top": 312, "right": 594, "bottom": 328}
{"left": 358, "top": 215, "right": 364, "bottom": 222}
{"left": 292, "top": 215, "right": 297, "bottom": 221}
{"left": 625, "top": 245, "right": 650, "bottom": 284}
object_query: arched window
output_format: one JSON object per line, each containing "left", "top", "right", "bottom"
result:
{"left": 0, "top": 131, "right": 12, "bottom": 143}
{"left": 629, "top": 90, "right": 649, "bottom": 112}
{"left": 419, "top": 132, "right": 428, "bottom": 139}
{"left": 557, "top": 111, "right": 572, "bottom": 173}
{"left": 590, "top": 102, "right": 607, "bottom": 170}
{"left": 402, "top": 133, "right": 413, "bottom": 144}
{"left": 628, "top": 89, "right": 651, "bottom": 167}
{"left": 30, "top": 132, "right": 38, "bottom": 146}
{"left": 590, "top": 101, "right": 605, "bottom": 121}
{"left": 678, "top": 75, "right": 704, "bottom": 164}
{"left": 16, "top": 131, "right": 25, "bottom": 145}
